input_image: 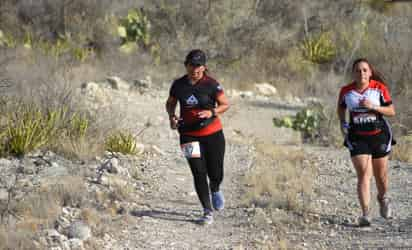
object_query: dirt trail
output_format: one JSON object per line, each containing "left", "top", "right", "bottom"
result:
{"left": 108, "top": 90, "right": 412, "bottom": 249}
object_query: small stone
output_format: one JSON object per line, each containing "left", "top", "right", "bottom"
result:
{"left": 68, "top": 221, "right": 91, "bottom": 240}
{"left": 0, "top": 188, "right": 8, "bottom": 201}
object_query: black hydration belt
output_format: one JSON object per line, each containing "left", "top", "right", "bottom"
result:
{"left": 178, "top": 117, "right": 215, "bottom": 133}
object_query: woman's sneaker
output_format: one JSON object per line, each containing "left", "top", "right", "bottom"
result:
{"left": 378, "top": 196, "right": 392, "bottom": 219}
{"left": 358, "top": 215, "right": 371, "bottom": 227}
{"left": 212, "top": 191, "right": 224, "bottom": 211}
{"left": 198, "top": 210, "right": 213, "bottom": 225}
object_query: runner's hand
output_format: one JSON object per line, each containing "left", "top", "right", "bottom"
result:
{"left": 359, "top": 98, "right": 373, "bottom": 109}
{"left": 197, "top": 110, "right": 213, "bottom": 119}
{"left": 169, "top": 115, "right": 178, "bottom": 130}
{"left": 340, "top": 122, "right": 349, "bottom": 138}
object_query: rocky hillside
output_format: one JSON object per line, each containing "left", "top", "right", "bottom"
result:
{"left": 1, "top": 78, "right": 411, "bottom": 249}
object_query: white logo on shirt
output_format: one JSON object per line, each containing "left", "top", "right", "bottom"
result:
{"left": 186, "top": 95, "right": 198, "bottom": 106}
{"left": 353, "top": 114, "right": 377, "bottom": 124}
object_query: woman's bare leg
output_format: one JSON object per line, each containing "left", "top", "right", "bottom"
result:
{"left": 372, "top": 156, "right": 389, "bottom": 200}
{"left": 351, "top": 154, "right": 373, "bottom": 216}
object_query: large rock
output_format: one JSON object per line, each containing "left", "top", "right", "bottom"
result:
{"left": 39, "top": 163, "right": 69, "bottom": 178}
{"left": 98, "top": 172, "right": 128, "bottom": 187}
{"left": 107, "top": 76, "right": 130, "bottom": 91}
{"left": 80, "top": 81, "right": 112, "bottom": 109}
{"left": 254, "top": 83, "right": 278, "bottom": 96}
{"left": 133, "top": 76, "right": 152, "bottom": 94}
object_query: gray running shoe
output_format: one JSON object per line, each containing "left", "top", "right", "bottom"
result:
{"left": 358, "top": 215, "right": 371, "bottom": 227}
{"left": 198, "top": 210, "right": 213, "bottom": 225}
{"left": 212, "top": 191, "right": 225, "bottom": 211}
{"left": 379, "top": 196, "right": 392, "bottom": 219}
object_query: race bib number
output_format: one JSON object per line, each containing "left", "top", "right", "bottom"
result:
{"left": 353, "top": 114, "right": 377, "bottom": 124}
{"left": 180, "top": 141, "right": 201, "bottom": 158}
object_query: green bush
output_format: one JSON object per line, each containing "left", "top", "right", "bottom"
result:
{"left": 105, "top": 131, "right": 138, "bottom": 155}
{"left": 301, "top": 32, "right": 336, "bottom": 64}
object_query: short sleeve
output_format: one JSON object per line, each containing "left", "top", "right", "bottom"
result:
{"left": 338, "top": 87, "right": 347, "bottom": 108}
{"left": 380, "top": 84, "right": 392, "bottom": 106}
{"left": 169, "top": 81, "right": 177, "bottom": 97}
{"left": 215, "top": 82, "right": 224, "bottom": 97}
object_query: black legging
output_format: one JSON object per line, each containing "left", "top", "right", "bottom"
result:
{"left": 180, "top": 130, "right": 225, "bottom": 211}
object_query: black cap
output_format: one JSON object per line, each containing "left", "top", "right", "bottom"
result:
{"left": 184, "top": 49, "right": 206, "bottom": 66}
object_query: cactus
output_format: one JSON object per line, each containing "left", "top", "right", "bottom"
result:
{"left": 118, "top": 8, "right": 151, "bottom": 48}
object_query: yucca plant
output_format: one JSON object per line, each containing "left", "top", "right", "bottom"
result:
{"left": 105, "top": 131, "right": 137, "bottom": 155}
{"left": 71, "top": 47, "right": 91, "bottom": 62}
{"left": 23, "top": 30, "right": 34, "bottom": 49}
{"left": 301, "top": 32, "right": 336, "bottom": 64}
{"left": 68, "top": 113, "right": 89, "bottom": 139}
{"left": 0, "top": 129, "right": 7, "bottom": 156}
{"left": 0, "top": 30, "right": 17, "bottom": 48}
{"left": 5, "top": 105, "right": 63, "bottom": 156}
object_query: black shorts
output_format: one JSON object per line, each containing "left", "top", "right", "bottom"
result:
{"left": 345, "top": 129, "right": 392, "bottom": 159}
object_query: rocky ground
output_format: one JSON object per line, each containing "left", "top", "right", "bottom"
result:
{"left": 1, "top": 78, "right": 411, "bottom": 249}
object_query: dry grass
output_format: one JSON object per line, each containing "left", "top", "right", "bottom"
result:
{"left": 391, "top": 136, "right": 412, "bottom": 163}
{"left": 0, "top": 225, "right": 40, "bottom": 250}
{"left": 0, "top": 64, "right": 125, "bottom": 159}
{"left": 55, "top": 135, "right": 105, "bottom": 161}
{"left": 108, "top": 181, "right": 134, "bottom": 203}
{"left": 243, "top": 142, "right": 317, "bottom": 213}
{"left": 81, "top": 208, "right": 101, "bottom": 227}
{"left": 14, "top": 175, "right": 87, "bottom": 226}
{"left": 42, "top": 176, "right": 87, "bottom": 207}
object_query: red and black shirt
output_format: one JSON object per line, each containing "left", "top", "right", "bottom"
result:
{"left": 338, "top": 80, "right": 392, "bottom": 135}
{"left": 170, "top": 74, "right": 224, "bottom": 136}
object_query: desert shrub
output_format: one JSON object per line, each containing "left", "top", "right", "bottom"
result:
{"left": 105, "top": 131, "right": 138, "bottom": 155}
{"left": 273, "top": 104, "right": 324, "bottom": 142}
{"left": 4, "top": 104, "right": 64, "bottom": 156}
{"left": 273, "top": 103, "right": 341, "bottom": 145}
{"left": 0, "top": 28, "right": 94, "bottom": 62}
{"left": 0, "top": 226, "right": 39, "bottom": 250}
{"left": 0, "top": 30, "right": 17, "bottom": 48}
{"left": 243, "top": 143, "right": 316, "bottom": 213}
{"left": 67, "top": 113, "right": 89, "bottom": 139}
{"left": 107, "top": 182, "right": 134, "bottom": 204}
{"left": 0, "top": 96, "right": 98, "bottom": 157}
{"left": 301, "top": 32, "right": 337, "bottom": 64}
{"left": 27, "top": 35, "right": 93, "bottom": 62}
{"left": 365, "top": 0, "right": 396, "bottom": 14}
{"left": 16, "top": 176, "right": 86, "bottom": 221}
{"left": 391, "top": 134, "right": 412, "bottom": 163}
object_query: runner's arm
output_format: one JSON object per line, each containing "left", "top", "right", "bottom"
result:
{"left": 337, "top": 105, "right": 347, "bottom": 123}
{"left": 213, "top": 92, "right": 229, "bottom": 116}
{"left": 166, "top": 96, "right": 178, "bottom": 129}
{"left": 368, "top": 103, "right": 395, "bottom": 117}
{"left": 166, "top": 96, "right": 178, "bottom": 118}
{"left": 198, "top": 93, "right": 230, "bottom": 119}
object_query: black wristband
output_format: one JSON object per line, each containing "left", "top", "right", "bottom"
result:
{"left": 211, "top": 109, "right": 216, "bottom": 117}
